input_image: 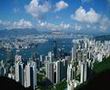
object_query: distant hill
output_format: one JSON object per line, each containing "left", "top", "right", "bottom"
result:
{"left": 0, "top": 28, "right": 51, "bottom": 38}
{"left": 0, "top": 28, "right": 38, "bottom": 38}
{"left": 95, "top": 35, "right": 110, "bottom": 41}
{"left": 0, "top": 28, "right": 110, "bottom": 39}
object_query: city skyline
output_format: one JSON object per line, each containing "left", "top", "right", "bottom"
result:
{"left": 0, "top": 34, "right": 110, "bottom": 90}
{"left": 0, "top": 0, "right": 110, "bottom": 90}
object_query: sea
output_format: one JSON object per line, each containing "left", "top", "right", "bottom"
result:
{"left": 0, "top": 38, "right": 73, "bottom": 60}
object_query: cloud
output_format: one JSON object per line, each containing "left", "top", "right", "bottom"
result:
{"left": 99, "top": 17, "right": 110, "bottom": 31}
{"left": 0, "top": 20, "right": 11, "bottom": 29}
{"left": 25, "top": 0, "right": 51, "bottom": 19}
{"left": 0, "top": 19, "right": 32, "bottom": 29}
{"left": 55, "top": 0, "right": 68, "bottom": 11}
{"left": 36, "top": 21, "right": 82, "bottom": 31}
{"left": 0, "top": 20, "right": 71, "bottom": 31}
{"left": 71, "top": 6, "right": 101, "bottom": 23}
{"left": 12, "top": 19, "right": 32, "bottom": 29}
{"left": 70, "top": 6, "right": 110, "bottom": 31}
{"left": 25, "top": 0, "right": 69, "bottom": 19}
{"left": 0, "top": 16, "right": 109, "bottom": 32}
{"left": 37, "top": 15, "right": 110, "bottom": 32}
{"left": 74, "top": 23, "right": 82, "bottom": 31}
{"left": 37, "top": 21, "right": 70, "bottom": 31}
{"left": 80, "top": 0, "right": 92, "bottom": 3}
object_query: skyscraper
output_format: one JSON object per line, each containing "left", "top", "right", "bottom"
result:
{"left": 24, "top": 61, "right": 37, "bottom": 90}
{"left": 67, "top": 80, "right": 80, "bottom": 90}
{"left": 48, "top": 52, "right": 53, "bottom": 62}
{"left": 80, "top": 61, "right": 87, "bottom": 83}
{"left": 24, "top": 63, "right": 30, "bottom": 88}
{"left": 67, "top": 80, "right": 74, "bottom": 90}
{"left": 55, "top": 61, "right": 60, "bottom": 83}
{"left": 15, "top": 55, "right": 22, "bottom": 62}
{"left": 19, "top": 63, "right": 24, "bottom": 85}
{"left": 53, "top": 40, "right": 57, "bottom": 59}
{"left": 67, "top": 64, "right": 75, "bottom": 82}
{"left": 46, "top": 61, "right": 54, "bottom": 83}
{"left": 0, "top": 61, "right": 6, "bottom": 76}
{"left": 0, "top": 66, "right": 6, "bottom": 76}
{"left": 15, "top": 61, "right": 24, "bottom": 86}
{"left": 71, "top": 43, "right": 78, "bottom": 61}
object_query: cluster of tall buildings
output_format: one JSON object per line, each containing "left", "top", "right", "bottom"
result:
{"left": 67, "top": 38, "right": 110, "bottom": 90}
{"left": 45, "top": 55, "right": 69, "bottom": 84}
{"left": 14, "top": 55, "right": 37, "bottom": 90}
{"left": 0, "top": 38, "right": 110, "bottom": 90}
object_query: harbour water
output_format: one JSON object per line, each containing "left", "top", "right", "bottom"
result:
{"left": 0, "top": 38, "right": 73, "bottom": 60}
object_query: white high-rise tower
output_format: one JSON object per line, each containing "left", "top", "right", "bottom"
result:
{"left": 15, "top": 61, "right": 24, "bottom": 86}
{"left": 24, "top": 61, "right": 37, "bottom": 90}
{"left": 56, "top": 61, "right": 60, "bottom": 83}
{"left": 80, "top": 61, "right": 87, "bottom": 83}
{"left": 46, "top": 61, "right": 54, "bottom": 83}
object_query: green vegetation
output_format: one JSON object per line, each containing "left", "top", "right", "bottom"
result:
{"left": 75, "top": 82, "right": 87, "bottom": 90}
{"left": 75, "top": 56, "right": 110, "bottom": 90}
{"left": 55, "top": 80, "right": 67, "bottom": 90}
{"left": 93, "top": 56, "right": 110, "bottom": 73}
{"left": 37, "top": 73, "right": 44, "bottom": 82}
{"left": 41, "top": 80, "right": 67, "bottom": 90}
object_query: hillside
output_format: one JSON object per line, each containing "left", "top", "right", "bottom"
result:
{"left": 75, "top": 56, "right": 110, "bottom": 90}
{"left": 0, "top": 28, "right": 51, "bottom": 38}
{"left": 95, "top": 35, "right": 110, "bottom": 41}
{"left": 93, "top": 56, "right": 110, "bottom": 73}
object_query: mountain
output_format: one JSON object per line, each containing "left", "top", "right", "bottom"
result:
{"left": 0, "top": 28, "right": 110, "bottom": 39}
{"left": 0, "top": 28, "right": 40, "bottom": 38}
{"left": 95, "top": 35, "right": 110, "bottom": 41}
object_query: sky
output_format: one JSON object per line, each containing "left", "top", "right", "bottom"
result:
{"left": 0, "top": 0, "right": 110, "bottom": 32}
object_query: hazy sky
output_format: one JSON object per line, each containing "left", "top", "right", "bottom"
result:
{"left": 0, "top": 0, "right": 110, "bottom": 32}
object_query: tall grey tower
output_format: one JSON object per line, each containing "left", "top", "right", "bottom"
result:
{"left": 80, "top": 61, "right": 87, "bottom": 83}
